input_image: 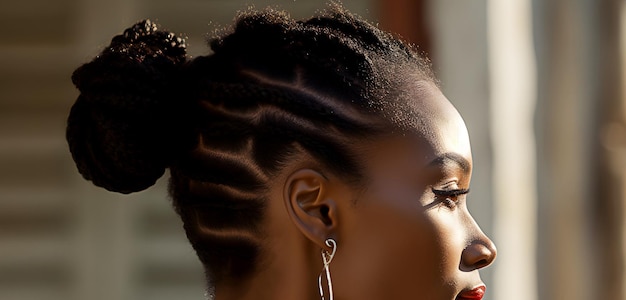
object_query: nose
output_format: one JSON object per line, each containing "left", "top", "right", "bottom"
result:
{"left": 460, "top": 229, "right": 497, "bottom": 271}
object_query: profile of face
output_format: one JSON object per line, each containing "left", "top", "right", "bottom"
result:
{"left": 271, "top": 82, "right": 496, "bottom": 300}
{"left": 336, "top": 83, "right": 495, "bottom": 300}
{"left": 66, "top": 8, "right": 496, "bottom": 300}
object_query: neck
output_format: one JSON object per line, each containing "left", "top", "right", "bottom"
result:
{"left": 213, "top": 240, "right": 320, "bottom": 300}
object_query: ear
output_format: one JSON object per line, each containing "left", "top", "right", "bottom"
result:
{"left": 283, "top": 169, "right": 337, "bottom": 249}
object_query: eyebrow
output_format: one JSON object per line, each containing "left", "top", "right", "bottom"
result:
{"left": 427, "top": 152, "right": 471, "bottom": 173}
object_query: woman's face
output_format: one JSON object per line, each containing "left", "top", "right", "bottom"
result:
{"left": 332, "top": 82, "right": 496, "bottom": 300}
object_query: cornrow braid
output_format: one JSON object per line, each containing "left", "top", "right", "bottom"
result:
{"left": 67, "top": 4, "right": 436, "bottom": 284}
{"left": 174, "top": 64, "right": 379, "bottom": 281}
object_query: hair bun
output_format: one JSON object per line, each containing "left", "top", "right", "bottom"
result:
{"left": 110, "top": 19, "right": 186, "bottom": 65}
{"left": 67, "top": 20, "right": 188, "bottom": 194}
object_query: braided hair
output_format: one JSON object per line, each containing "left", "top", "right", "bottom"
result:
{"left": 67, "top": 4, "right": 436, "bottom": 283}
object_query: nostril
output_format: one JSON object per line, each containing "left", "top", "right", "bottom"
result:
{"left": 461, "top": 242, "right": 496, "bottom": 271}
{"left": 474, "top": 258, "right": 490, "bottom": 269}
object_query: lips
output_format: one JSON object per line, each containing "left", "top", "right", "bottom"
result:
{"left": 456, "top": 285, "right": 486, "bottom": 300}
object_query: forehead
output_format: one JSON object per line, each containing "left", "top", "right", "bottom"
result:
{"left": 361, "top": 81, "right": 472, "bottom": 172}
{"left": 397, "top": 81, "right": 470, "bottom": 158}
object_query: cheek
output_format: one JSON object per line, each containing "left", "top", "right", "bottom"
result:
{"left": 425, "top": 208, "right": 468, "bottom": 276}
{"left": 335, "top": 193, "right": 463, "bottom": 299}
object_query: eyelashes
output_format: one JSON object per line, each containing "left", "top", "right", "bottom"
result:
{"left": 431, "top": 188, "right": 470, "bottom": 209}
{"left": 431, "top": 188, "right": 470, "bottom": 197}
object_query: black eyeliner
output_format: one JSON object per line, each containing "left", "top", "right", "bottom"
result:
{"left": 431, "top": 188, "right": 470, "bottom": 197}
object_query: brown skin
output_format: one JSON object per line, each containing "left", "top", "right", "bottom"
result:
{"left": 214, "top": 82, "right": 496, "bottom": 300}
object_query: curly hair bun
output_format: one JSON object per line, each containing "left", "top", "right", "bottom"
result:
{"left": 67, "top": 20, "right": 188, "bottom": 194}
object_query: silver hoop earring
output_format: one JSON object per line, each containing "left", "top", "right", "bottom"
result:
{"left": 318, "top": 238, "right": 337, "bottom": 300}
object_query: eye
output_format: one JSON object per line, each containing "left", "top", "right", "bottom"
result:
{"left": 431, "top": 188, "right": 470, "bottom": 209}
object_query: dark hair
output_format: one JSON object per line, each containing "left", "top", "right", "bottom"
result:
{"left": 67, "top": 4, "right": 435, "bottom": 284}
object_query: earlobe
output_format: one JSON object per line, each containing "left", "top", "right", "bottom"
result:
{"left": 284, "top": 169, "right": 337, "bottom": 249}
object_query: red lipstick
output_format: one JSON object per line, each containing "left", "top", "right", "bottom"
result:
{"left": 456, "top": 285, "right": 486, "bottom": 300}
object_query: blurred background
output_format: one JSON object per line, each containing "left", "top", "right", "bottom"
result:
{"left": 1, "top": 0, "right": 624, "bottom": 299}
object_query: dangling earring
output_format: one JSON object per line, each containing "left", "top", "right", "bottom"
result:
{"left": 318, "top": 238, "right": 337, "bottom": 300}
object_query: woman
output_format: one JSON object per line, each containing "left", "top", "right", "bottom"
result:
{"left": 67, "top": 4, "right": 496, "bottom": 300}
